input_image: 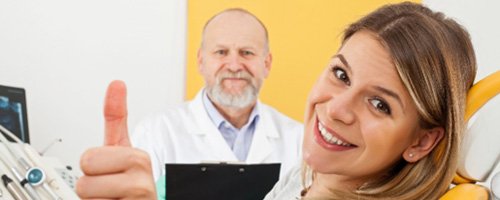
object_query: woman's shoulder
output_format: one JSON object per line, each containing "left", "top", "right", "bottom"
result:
{"left": 264, "top": 163, "right": 305, "bottom": 200}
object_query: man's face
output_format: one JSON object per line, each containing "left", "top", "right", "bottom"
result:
{"left": 198, "top": 11, "right": 271, "bottom": 108}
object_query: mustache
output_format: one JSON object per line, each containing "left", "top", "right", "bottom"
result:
{"left": 217, "top": 71, "right": 253, "bottom": 82}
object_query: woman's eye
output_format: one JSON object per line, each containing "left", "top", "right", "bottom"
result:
{"left": 369, "top": 98, "right": 392, "bottom": 115}
{"left": 332, "top": 67, "right": 350, "bottom": 85}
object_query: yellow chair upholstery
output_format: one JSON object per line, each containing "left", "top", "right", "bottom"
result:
{"left": 441, "top": 70, "right": 500, "bottom": 200}
{"left": 441, "top": 184, "right": 490, "bottom": 200}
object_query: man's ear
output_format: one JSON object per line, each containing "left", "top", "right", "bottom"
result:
{"left": 197, "top": 49, "right": 203, "bottom": 72}
{"left": 263, "top": 52, "right": 272, "bottom": 78}
{"left": 403, "top": 127, "right": 445, "bottom": 163}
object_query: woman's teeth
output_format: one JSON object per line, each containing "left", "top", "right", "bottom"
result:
{"left": 318, "top": 122, "right": 353, "bottom": 147}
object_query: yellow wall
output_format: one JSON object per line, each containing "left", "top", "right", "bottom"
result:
{"left": 186, "top": 0, "right": 420, "bottom": 122}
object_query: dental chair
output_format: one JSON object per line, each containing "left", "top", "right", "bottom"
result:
{"left": 441, "top": 70, "right": 500, "bottom": 200}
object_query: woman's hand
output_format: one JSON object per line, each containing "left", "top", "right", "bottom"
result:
{"left": 76, "top": 81, "right": 157, "bottom": 200}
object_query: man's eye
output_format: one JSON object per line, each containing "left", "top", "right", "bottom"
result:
{"left": 331, "top": 67, "right": 350, "bottom": 85}
{"left": 241, "top": 50, "right": 254, "bottom": 56}
{"left": 215, "top": 50, "right": 226, "bottom": 55}
{"left": 369, "top": 98, "right": 392, "bottom": 115}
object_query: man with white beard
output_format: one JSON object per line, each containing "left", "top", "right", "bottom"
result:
{"left": 131, "top": 7, "right": 303, "bottom": 193}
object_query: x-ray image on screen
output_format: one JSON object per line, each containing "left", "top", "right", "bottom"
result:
{"left": 0, "top": 96, "right": 25, "bottom": 140}
{"left": 0, "top": 85, "right": 30, "bottom": 143}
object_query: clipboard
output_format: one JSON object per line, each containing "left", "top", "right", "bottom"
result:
{"left": 165, "top": 163, "right": 280, "bottom": 200}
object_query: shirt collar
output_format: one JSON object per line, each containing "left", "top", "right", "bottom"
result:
{"left": 202, "top": 89, "right": 260, "bottom": 130}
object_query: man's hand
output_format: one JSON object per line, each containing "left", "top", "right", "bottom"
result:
{"left": 76, "top": 80, "right": 157, "bottom": 199}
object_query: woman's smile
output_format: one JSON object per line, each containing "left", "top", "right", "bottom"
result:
{"left": 314, "top": 116, "right": 357, "bottom": 151}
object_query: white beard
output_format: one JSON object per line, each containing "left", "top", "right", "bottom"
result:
{"left": 207, "top": 71, "right": 261, "bottom": 108}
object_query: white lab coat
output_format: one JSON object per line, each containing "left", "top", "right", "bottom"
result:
{"left": 131, "top": 89, "right": 304, "bottom": 181}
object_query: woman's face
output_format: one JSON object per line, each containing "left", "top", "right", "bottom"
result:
{"left": 303, "top": 31, "right": 422, "bottom": 185}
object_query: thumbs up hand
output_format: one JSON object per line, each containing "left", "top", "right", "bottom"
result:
{"left": 103, "top": 80, "right": 130, "bottom": 146}
{"left": 76, "top": 81, "right": 157, "bottom": 200}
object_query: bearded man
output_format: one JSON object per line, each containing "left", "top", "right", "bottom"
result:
{"left": 131, "top": 8, "right": 303, "bottom": 184}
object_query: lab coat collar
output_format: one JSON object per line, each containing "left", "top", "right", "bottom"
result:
{"left": 188, "top": 89, "right": 280, "bottom": 163}
{"left": 201, "top": 89, "right": 260, "bottom": 131}
{"left": 188, "top": 90, "right": 237, "bottom": 161}
{"left": 245, "top": 101, "right": 280, "bottom": 163}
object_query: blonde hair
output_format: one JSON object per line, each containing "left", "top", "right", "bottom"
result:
{"left": 303, "top": 2, "right": 476, "bottom": 199}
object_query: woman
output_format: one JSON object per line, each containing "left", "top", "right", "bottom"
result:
{"left": 264, "top": 2, "right": 476, "bottom": 200}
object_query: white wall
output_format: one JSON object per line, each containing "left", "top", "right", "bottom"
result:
{"left": 0, "top": 0, "right": 186, "bottom": 173}
{"left": 424, "top": 0, "right": 500, "bottom": 189}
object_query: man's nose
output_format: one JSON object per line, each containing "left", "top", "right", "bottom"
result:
{"left": 224, "top": 52, "right": 244, "bottom": 72}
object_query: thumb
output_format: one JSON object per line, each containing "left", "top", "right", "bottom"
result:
{"left": 103, "top": 80, "right": 131, "bottom": 146}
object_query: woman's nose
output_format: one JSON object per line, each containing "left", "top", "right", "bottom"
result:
{"left": 326, "top": 90, "right": 356, "bottom": 125}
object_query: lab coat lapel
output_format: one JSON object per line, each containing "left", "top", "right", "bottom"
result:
{"left": 246, "top": 103, "right": 279, "bottom": 163}
{"left": 187, "top": 89, "right": 238, "bottom": 161}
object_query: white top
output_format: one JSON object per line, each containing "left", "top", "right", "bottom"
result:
{"left": 264, "top": 163, "right": 309, "bottom": 200}
{"left": 131, "top": 89, "right": 304, "bottom": 181}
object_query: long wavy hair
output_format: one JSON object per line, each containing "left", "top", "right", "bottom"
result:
{"left": 303, "top": 2, "right": 477, "bottom": 199}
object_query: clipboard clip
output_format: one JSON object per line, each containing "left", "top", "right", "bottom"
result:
{"left": 198, "top": 161, "right": 247, "bottom": 173}
{"left": 200, "top": 160, "right": 245, "bottom": 165}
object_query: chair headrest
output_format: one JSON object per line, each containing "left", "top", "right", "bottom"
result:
{"left": 457, "top": 70, "right": 500, "bottom": 182}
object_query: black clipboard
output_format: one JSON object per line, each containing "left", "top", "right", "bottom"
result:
{"left": 165, "top": 163, "right": 280, "bottom": 200}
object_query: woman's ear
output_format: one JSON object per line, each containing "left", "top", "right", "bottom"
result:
{"left": 403, "top": 127, "right": 445, "bottom": 163}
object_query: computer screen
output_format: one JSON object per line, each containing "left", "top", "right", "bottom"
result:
{"left": 0, "top": 84, "right": 30, "bottom": 143}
